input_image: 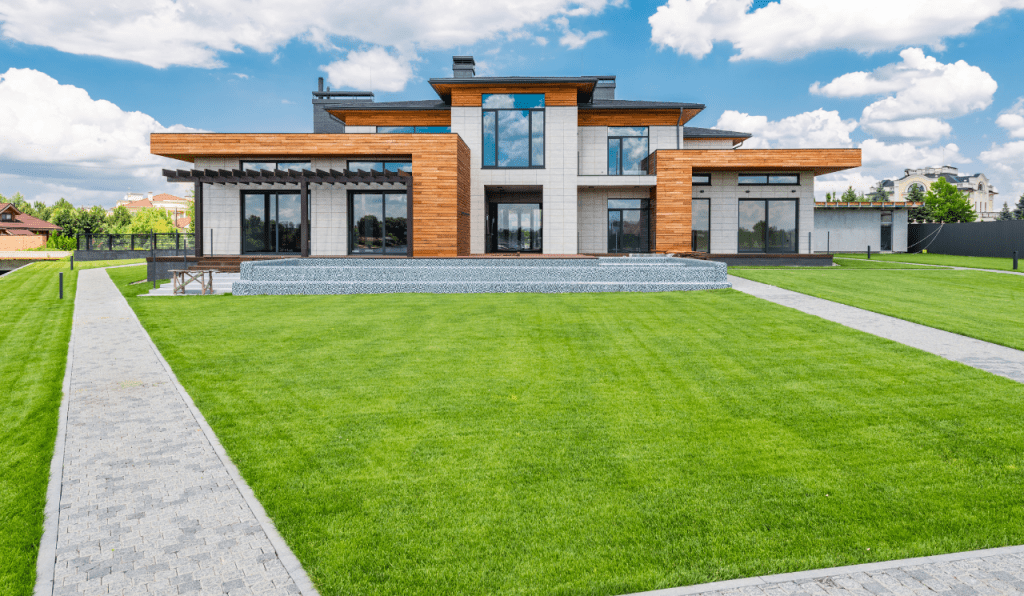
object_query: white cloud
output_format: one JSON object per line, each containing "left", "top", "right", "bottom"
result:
{"left": 232, "top": 73, "right": 250, "bottom": 80}
{"left": 649, "top": 0, "right": 1024, "bottom": 61}
{"left": 554, "top": 16, "right": 607, "bottom": 49}
{"left": 0, "top": 68, "right": 198, "bottom": 207}
{"left": 0, "top": 0, "right": 624, "bottom": 68}
{"left": 995, "top": 98, "right": 1024, "bottom": 138}
{"left": 861, "top": 139, "right": 967, "bottom": 170}
{"left": 320, "top": 47, "right": 414, "bottom": 92}
{"left": 715, "top": 109, "right": 857, "bottom": 149}
{"left": 980, "top": 141, "right": 1024, "bottom": 197}
{"left": 859, "top": 118, "right": 952, "bottom": 144}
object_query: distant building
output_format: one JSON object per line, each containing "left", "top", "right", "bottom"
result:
{"left": 0, "top": 202, "right": 62, "bottom": 250}
{"left": 881, "top": 166, "right": 999, "bottom": 221}
{"left": 114, "top": 192, "right": 193, "bottom": 228}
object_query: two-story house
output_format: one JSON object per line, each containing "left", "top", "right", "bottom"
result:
{"left": 151, "top": 56, "right": 860, "bottom": 259}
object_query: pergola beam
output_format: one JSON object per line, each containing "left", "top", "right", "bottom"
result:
{"left": 162, "top": 168, "right": 411, "bottom": 186}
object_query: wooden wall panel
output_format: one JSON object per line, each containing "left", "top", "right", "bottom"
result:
{"left": 151, "top": 133, "right": 470, "bottom": 257}
{"left": 578, "top": 108, "right": 702, "bottom": 127}
{"left": 457, "top": 141, "right": 472, "bottom": 256}
{"left": 328, "top": 110, "right": 451, "bottom": 127}
{"left": 449, "top": 84, "right": 579, "bottom": 107}
{"left": 660, "top": 148, "right": 862, "bottom": 175}
{"left": 653, "top": 156, "right": 692, "bottom": 253}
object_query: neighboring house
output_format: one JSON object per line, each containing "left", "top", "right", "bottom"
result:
{"left": 813, "top": 201, "right": 923, "bottom": 253}
{"left": 881, "top": 166, "right": 999, "bottom": 221}
{"left": 0, "top": 202, "right": 62, "bottom": 250}
{"left": 115, "top": 192, "right": 193, "bottom": 224}
{"left": 150, "top": 56, "right": 861, "bottom": 258}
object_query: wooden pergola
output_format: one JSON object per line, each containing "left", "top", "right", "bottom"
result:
{"left": 162, "top": 168, "right": 412, "bottom": 257}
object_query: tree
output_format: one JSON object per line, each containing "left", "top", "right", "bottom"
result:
{"left": 868, "top": 181, "right": 890, "bottom": 202}
{"left": 906, "top": 183, "right": 926, "bottom": 203}
{"left": 75, "top": 205, "right": 107, "bottom": 235}
{"left": 127, "top": 207, "right": 175, "bottom": 234}
{"left": 1013, "top": 193, "right": 1024, "bottom": 220}
{"left": 106, "top": 205, "right": 133, "bottom": 233}
{"left": 998, "top": 202, "right": 1014, "bottom": 221}
{"left": 31, "top": 201, "right": 52, "bottom": 221}
{"left": 841, "top": 186, "right": 858, "bottom": 202}
{"left": 924, "top": 177, "right": 977, "bottom": 223}
{"left": 49, "top": 207, "right": 79, "bottom": 238}
{"left": 185, "top": 199, "right": 195, "bottom": 235}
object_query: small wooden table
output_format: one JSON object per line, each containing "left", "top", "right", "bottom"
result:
{"left": 169, "top": 269, "right": 215, "bottom": 295}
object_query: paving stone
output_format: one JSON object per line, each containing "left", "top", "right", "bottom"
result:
{"left": 46, "top": 269, "right": 305, "bottom": 594}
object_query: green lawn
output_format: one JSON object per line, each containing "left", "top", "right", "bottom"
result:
{"left": 839, "top": 253, "right": 1022, "bottom": 271}
{"left": 108, "top": 266, "right": 1024, "bottom": 596}
{"left": 730, "top": 266, "right": 1024, "bottom": 351}
{"left": 0, "top": 259, "right": 141, "bottom": 596}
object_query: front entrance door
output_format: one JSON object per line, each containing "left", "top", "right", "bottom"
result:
{"left": 607, "top": 199, "right": 650, "bottom": 253}
{"left": 487, "top": 203, "right": 542, "bottom": 252}
{"left": 242, "top": 192, "right": 301, "bottom": 253}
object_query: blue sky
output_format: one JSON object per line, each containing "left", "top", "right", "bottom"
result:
{"left": 1, "top": 0, "right": 1023, "bottom": 208}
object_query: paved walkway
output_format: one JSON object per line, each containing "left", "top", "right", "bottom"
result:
{"left": 628, "top": 545, "right": 1024, "bottom": 596}
{"left": 833, "top": 257, "right": 1024, "bottom": 277}
{"left": 37, "top": 268, "right": 317, "bottom": 595}
{"left": 729, "top": 275, "right": 1024, "bottom": 384}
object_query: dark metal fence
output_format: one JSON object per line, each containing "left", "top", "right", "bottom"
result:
{"left": 76, "top": 233, "right": 190, "bottom": 251}
{"left": 908, "top": 221, "right": 1024, "bottom": 257}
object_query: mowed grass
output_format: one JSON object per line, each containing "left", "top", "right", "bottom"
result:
{"left": 840, "top": 253, "right": 1021, "bottom": 271}
{"left": 731, "top": 266, "right": 1024, "bottom": 351}
{"left": 109, "top": 265, "right": 1024, "bottom": 596}
{"left": 0, "top": 259, "right": 141, "bottom": 596}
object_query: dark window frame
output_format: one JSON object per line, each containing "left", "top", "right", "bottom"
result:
{"left": 691, "top": 198, "right": 711, "bottom": 253}
{"left": 481, "top": 94, "right": 546, "bottom": 169}
{"left": 239, "top": 160, "right": 311, "bottom": 171}
{"left": 346, "top": 160, "right": 412, "bottom": 173}
{"left": 376, "top": 126, "right": 451, "bottom": 133}
{"left": 347, "top": 189, "right": 412, "bottom": 256}
{"left": 737, "top": 173, "right": 801, "bottom": 186}
{"left": 692, "top": 173, "right": 712, "bottom": 186}
{"left": 606, "top": 198, "right": 651, "bottom": 254}
{"left": 607, "top": 127, "right": 650, "bottom": 176}
{"left": 239, "top": 190, "right": 302, "bottom": 254}
{"left": 737, "top": 198, "right": 799, "bottom": 254}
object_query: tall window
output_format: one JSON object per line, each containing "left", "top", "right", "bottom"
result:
{"left": 240, "top": 161, "right": 310, "bottom": 171}
{"left": 241, "top": 192, "right": 301, "bottom": 254}
{"left": 482, "top": 94, "right": 544, "bottom": 168}
{"left": 738, "top": 200, "right": 797, "bottom": 253}
{"left": 692, "top": 199, "right": 710, "bottom": 252}
{"left": 349, "top": 192, "right": 408, "bottom": 255}
{"left": 607, "top": 127, "right": 649, "bottom": 175}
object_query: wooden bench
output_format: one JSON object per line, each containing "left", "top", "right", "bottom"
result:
{"left": 169, "top": 269, "right": 215, "bottom": 296}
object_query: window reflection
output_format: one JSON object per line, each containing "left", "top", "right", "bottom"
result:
{"left": 692, "top": 199, "right": 710, "bottom": 252}
{"left": 482, "top": 94, "right": 544, "bottom": 168}
{"left": 607, "top": 127, "right": 648, "bottom": 175}
{"left": 350, "top": 192, "right": 408, "bottom": 254}
{"left": 738, "top": 200, "right": 797, "bottom": 253}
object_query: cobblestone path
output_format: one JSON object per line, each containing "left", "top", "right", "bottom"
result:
{"left": 40, "top": 268, "right": 315, "bottom": 595}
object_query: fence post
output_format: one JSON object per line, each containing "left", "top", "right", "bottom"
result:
{"left": 868, "top": 245, "right": 871, "bottom": 259}
{"left": 108, "top": 234, "right": 113, "bottom": 251}
{"left": 59, "top": 272, "right": 63, "bottom": 300}
{"left": 70, "top": 254, "right": 74, "bottom": 271}
{"left": 1015, "top": 251, "right": 1019, "bottom": 271}
{"left": 827, "top": 231, "right": 830, "bottom": 255}
{"left": 184, "top": 236, "right": 188, "bottom": 268}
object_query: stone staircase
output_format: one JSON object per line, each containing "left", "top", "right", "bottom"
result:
{"left": 140, "top": 272, "right": 240, "bottom": 296}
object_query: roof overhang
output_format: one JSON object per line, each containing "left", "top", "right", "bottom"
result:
{"left": 578, "top": 107, "right": 704, "bottom": 127}
{"left": 653, "top": 148, "right": 862, "bottom": 176}
{"left": 150, "top": 133, "right": 463, "bottom": 163}
{"left": 429, "top": 76, "right": 599, "bottom": 103}
{"left": 815, "top": 201, "right": 923, "bottom": 209}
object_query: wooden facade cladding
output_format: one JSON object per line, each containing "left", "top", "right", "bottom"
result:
{"left": 325, "top": 110, "right": 451, "bottom": 127}
{"left": 652, "top": 156, "right": 692, "bottom": 253}
{"left": 446, "top": 84, "right": 580, "bottom": 107}
{"left": 150, "top": 133, "right": 470, "bottom": 257}
{"left": 577, "top": 108, "right": 702, "bottom": 127}
{"left": 456, "top": 142, "right": 472, "bottom": 256}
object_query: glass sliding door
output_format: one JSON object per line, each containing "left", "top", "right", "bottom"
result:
{"left": 692, "top": 199, "right": 710, "bottom": 252}
{"left": 607, "top": 199, "right": 650, "bottom": 253}
{"left": 349, "top": 192, "right": 409, "bottom": 255}
{"left": 738, "top": 199, "right": 798, "bottom": 253}
{"left": 241, "top": 192, "right": 301, "bottom": 254}
{"left": 487, "top": 203, "right": 542, "bottom": 252}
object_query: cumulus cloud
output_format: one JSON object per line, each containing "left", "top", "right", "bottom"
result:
{"left": 0, "top": 68, "right": 198, "bottom": 206}
{"left": 715, "top": 109, "right": 857, "bottom": 149}
{"left": 860, "top": 139, "right": 967, "bottom": 169}
{"left": 995, "top": 98, "right": 1024, "bottom": 138}
{"left": 980, "top": 141, "right": 1024, "bottom": 197}
{"left": 554, "top": 16, "right": 607, "bottom": 49}
{"left": 649, "top": 0, "right": 1024, "bottom": 61}
{"left": 0, "top": 0, "right": 624, "bottom": 72}
{"left": 320, "top": 47, "right": 414, "bottom": 92}
{"left": 859, "top": 118, "right": 952, "bottom": 144}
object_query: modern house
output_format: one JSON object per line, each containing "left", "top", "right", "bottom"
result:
{"left": 150, "top": 56, "right": 861, "bottom": 260}
{"left": 882, "top": 166, "right": 999, "bottom": 221}
{"left": 0, "top": 202, "right": 62, "bottom": 250}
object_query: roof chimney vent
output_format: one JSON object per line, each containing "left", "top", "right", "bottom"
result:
{"left": 453, "top": 56, "right": 476, "bottom": 78}
{"left": 594, "top": 76, "right": 616, "bottom": 101}
{"left": 318, "top": 77, "right": 324, "bottom": 92}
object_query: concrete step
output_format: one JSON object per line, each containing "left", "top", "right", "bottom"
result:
{"left": 232, "top": 280, "right": 732, "bottom": 295}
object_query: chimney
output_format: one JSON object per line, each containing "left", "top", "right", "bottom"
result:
{"left": 453, "top": 56, "right": 476, "bottom": 78}
{"left": 593, "top": 76, "right": 616, "bottom": 100}
{"left": 318, "top": 77, "right": 324, "bottom": 92}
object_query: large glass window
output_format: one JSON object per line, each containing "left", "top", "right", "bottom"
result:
{"left": 487, "top": 203, "right": 542, "bottom": 252}
{"left": 482, "top": 94, "right": 545, "bottom": 168}
{"left": 240, "top": 161, "right": 310, "bottom": 172}
{"left": 607, "top": 127, "right": 649, "bottom": 175}
{"left": 241, "top": 192, "right": 301, "bottom": 253}
{"left": 347, "top": 161, "right": 412, "bottom": 173}
{"left": 738, "top": 199, "right": 797, "bottom": 253}
{"left": 377, "top": 126, "right": 451, "bottom": 133}
{"left": 692, "top": 199, "right": 710, "bottom": 252}
{"left": 607, "top": 199, "right": 650, "bottom": 253}
{"left": 692, "top": 173, "right": 712, "bottom": 186}
{"left": 738, "top": 173, "right": 800, "bottom": 185}
{"left": 349, "top": 192, "right": 408, "bottom": 254}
